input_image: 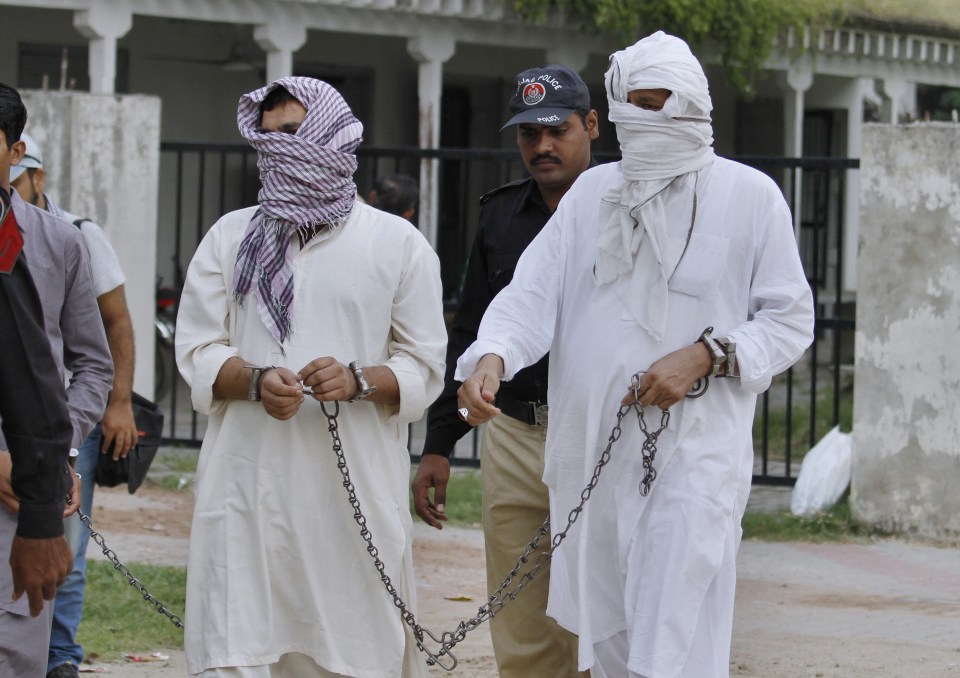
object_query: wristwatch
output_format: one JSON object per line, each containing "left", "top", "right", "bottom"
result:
{"left": 347, "top": 360, "right": 378, "bottom": 402}
{"left": 246, "top": 365, "right": 273, "bottom": 401}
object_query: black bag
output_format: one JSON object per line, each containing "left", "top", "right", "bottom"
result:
{"left": 95, "top": 392, "right": 165, "bottom": 494}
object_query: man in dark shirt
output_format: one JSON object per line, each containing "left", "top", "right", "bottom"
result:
{"left": 413, "top": 65, "right": 598, "bottom": 677}
{"left": 0, "top": 92, "right": 76, "bottom": 676}
{"left": 1, "top": 82, "right": 106, "bottom": 677}
{"left": 0, "top": 257, "right": 75, "bottom": 613}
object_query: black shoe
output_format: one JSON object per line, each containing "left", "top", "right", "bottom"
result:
{"left": 46, "top": 663, "right": 80, "bottom": 678}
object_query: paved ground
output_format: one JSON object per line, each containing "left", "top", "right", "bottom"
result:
{"left": 80, "top": 477, "right": 960, "bottom": 677}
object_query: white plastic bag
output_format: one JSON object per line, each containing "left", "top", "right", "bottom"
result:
{"left": 790, "top": 425, "right": 852, "bottom": 517}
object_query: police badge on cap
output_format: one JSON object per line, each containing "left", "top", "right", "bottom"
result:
{"left": 502, "top": 64, "right": 592, "bottom": 129}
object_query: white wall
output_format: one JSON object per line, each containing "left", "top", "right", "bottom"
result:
{"left": 21, "top": 90, "right": 162, "bottom": 398}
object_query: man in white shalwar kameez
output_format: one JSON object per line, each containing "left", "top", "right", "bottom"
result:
{"left": 456, "top": 33, "right": 814, "bottom": 678}
{"left": 176, "top": 78, "right": 446, "bottom": 678}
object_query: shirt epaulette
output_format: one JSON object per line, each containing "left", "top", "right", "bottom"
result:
{"left": 479, "top": 176, "right": 534, "bottom": 206}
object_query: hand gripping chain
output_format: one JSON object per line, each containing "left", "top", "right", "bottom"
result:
{"left": 320, "top": 370, "right": 673, "bottom": 671}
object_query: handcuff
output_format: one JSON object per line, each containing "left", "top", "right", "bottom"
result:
{"left": 246, "top": 365, "right": 277, "bottom": 402}
{"left": 248, "top": 362, "right": 377, "bottom": 402}
{"left": 347, "top": 360, "right": 377, "bottom": 402}
{"left": 698, "top": 326, "right": 739, "bottom": 378}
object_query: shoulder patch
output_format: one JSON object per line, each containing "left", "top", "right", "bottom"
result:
{"left": 479, "top": 177, "right": 533, "bottom": 206}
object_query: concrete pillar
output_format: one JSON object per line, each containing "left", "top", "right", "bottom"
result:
{"left": 854, "top": 123, "right": 960, "bottom": 543}
{"left": 878, "top": 75, "right": 912, "bottom": 123}
{"left": 407, "top": 34, "right": 456, "bottom": 250}
{"left": 782, "top": 57, "right": 813, "bottom": 242}
{"left": 841, "top": 80, "right": 867, "bottom": 293}
{"left": 20, "top": 91, "right": 162, "bottom": 398}
{"left": 254, "top": 19, "right": 308, "bottom": 84}
{"left": 73, "top": 0, "right": 133, "bottom": 94}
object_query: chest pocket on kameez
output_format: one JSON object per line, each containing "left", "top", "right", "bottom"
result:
{"left": 669, "top": 233, "right": 730, "bottom": 299}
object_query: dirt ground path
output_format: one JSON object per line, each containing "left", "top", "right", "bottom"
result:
{"left": 83, "top": 484, "right": 960, "bottom": 677}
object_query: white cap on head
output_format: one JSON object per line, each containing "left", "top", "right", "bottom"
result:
{"left": 9, "top": 132, "right": 43, "bottom": 183}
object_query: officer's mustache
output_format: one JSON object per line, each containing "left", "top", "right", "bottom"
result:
{"left": 531, "top": 153, "right": 561, "bottom": 165}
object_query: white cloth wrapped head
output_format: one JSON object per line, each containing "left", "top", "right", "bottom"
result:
{"left": 595, "top": 32, "right": 716, "bottom": 342}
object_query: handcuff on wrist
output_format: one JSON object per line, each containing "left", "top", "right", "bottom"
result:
{"left": 246, "top": 365, "right": 277, "bottom": 402}
{"left": 698, "top": 326, "right": 739, "bottom": 378}
{"left": 347, "top": 360, "right": 377, "bottom": 402}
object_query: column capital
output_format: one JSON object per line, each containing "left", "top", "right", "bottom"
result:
{"left": 254, "top": 19, "right": 308, "bottom": 54}
{"left": 778, "top": 55, "right": 813, "bottom": 94}
{"left": 73, "top": 0, "right": 132, "bottom": 40}
{"left": 407, "top": 34, "right": 455, "bottom": 64}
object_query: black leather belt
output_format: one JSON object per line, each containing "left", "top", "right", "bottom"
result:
{"left": 496, "top": 394, "right": 548, "bottom": 427}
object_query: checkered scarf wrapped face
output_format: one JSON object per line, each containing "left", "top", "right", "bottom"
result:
{"left": 232, "top": 77, "right": 363, "bottom": 343}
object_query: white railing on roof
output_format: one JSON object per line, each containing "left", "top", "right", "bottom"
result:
{"left": 787, "top": 26, "right": 957, "bottom": 67}
{"left": 285, "top": 0, "right": 511, "bottom": 20}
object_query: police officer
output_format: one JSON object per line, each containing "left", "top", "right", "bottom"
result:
{"left": 413, "top": 65, "right": 599, "bottom": 678}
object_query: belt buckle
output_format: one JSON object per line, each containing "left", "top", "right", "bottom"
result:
{"left": 533, "top": 403, "right": 548, "bottom": 428}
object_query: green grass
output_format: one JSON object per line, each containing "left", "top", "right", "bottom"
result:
{"left": 148, "top": 448, "right": 198, "bottom": 491}
{"left": 753, "top": 385, "right": 853, "bottom": 463}
{"left": 156, "top": 449, "right": 201, "bottom": 474}
{"left": 78, "top": 561, "right": 186, "bottom": 661}
{"left": 742, "top": 495, "right": 886, "bottom": 543}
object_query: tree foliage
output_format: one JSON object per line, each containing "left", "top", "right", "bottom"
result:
{"left": 512, "top": 0, "right": 838, "bottom": 94}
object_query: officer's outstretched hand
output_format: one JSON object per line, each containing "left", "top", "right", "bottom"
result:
{"left": 412, "top": 455, "right": 451, "bottom": 530}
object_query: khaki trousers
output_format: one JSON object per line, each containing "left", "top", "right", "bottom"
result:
{"left": 481, "top": 415, "right": 587, "bottom": 678}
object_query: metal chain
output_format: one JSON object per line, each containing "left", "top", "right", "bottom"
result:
{"left": 78, "top": 509, "right": 185, "bottom": 628}
{"left": 70, "top": 369, "right": 697, "bottom": 643}
{"left": 320, "top": 371, "right": 671, "bottom": 671}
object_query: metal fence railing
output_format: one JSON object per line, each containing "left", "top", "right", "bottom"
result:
{"left": 156, "top": 143, "right": 857, "bottom": 485}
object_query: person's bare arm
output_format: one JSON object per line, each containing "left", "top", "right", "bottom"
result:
{"left": 96, "top": 285, "right": 139, "bottom": 459}
{"left": 59, "top": 233, "right": 113, "bottom": 446}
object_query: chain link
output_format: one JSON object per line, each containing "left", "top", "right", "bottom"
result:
{"left": 79, "top": 509, "right": 185, "bottom": 628}
{"left": 320, "top": 372, "right": 670, "bottom": 671}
